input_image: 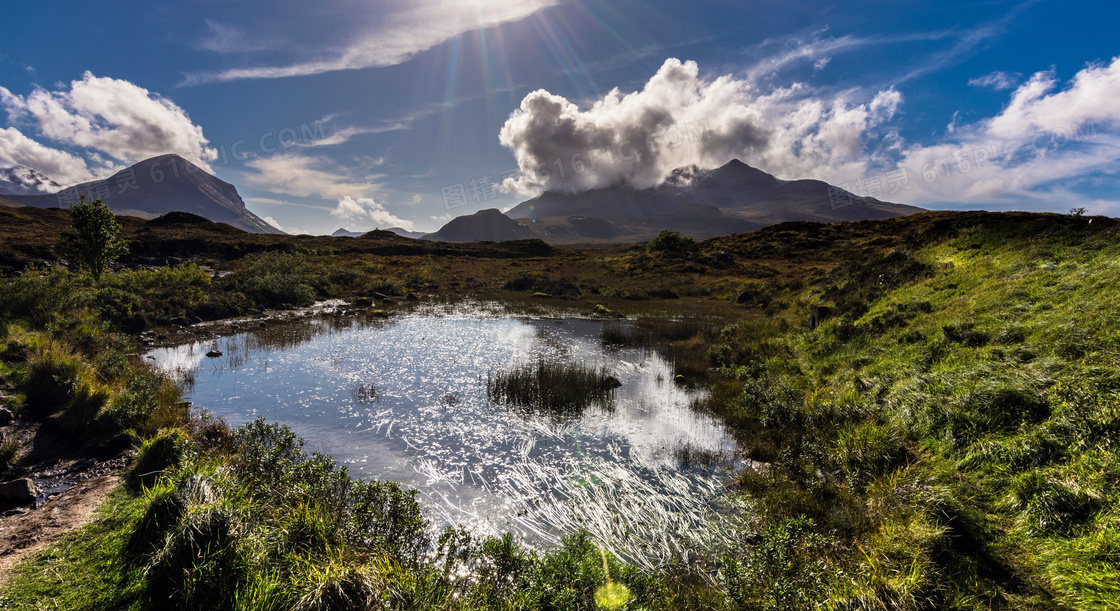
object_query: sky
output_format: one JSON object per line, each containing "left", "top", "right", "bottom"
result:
{"left": 1, "top": 0, "right": 1118, "bottom": 235}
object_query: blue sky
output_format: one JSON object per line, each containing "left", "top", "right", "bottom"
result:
{"left": 1, "top": 0, "right": 1118, "bottom": 234}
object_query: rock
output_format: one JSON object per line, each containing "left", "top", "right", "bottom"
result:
{"left": 372, "top": 292, "right": 390, "bottom": 300}
{"left": 809, "top": 304, "right": 832, "bottom": 329}
{"left": 0, "top": 478, "right": 36, "bottom": 507}
{"left": 0, "top": 407, "right": 13, "bottom": 426}
{"left": 593, "top": 304, "right": 613, "bottom": 316}
{"left": 171, "top": 316, "right": 194, "bottom": 327}
{"left": 406, "top": 292, "right": 420, "bottom": 301}
{"left": 601, "top": 376, "right": 622, "bottom": 390}
{"left": 205, "top": 349, "right": 223, "bottom": 358}
{"left": 531, "top": 292, "right": 552, "bottom": 298}
{"left": 352, "top": 297, "right": 373, "bottom": 308}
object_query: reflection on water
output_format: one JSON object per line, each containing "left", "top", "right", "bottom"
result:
{"left": 147, "top": 302, "right": 747, "bottom": 570}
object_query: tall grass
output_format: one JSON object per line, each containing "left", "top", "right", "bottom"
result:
{"left": 487, "top": 358, "right": 618, "bottom": 416}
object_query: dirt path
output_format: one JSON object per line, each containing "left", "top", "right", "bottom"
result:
{"left": 0, "top": 474, "right": 121, "bottom": 583}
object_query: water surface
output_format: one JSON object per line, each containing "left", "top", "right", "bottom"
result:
{"left": 148, "top": 303, "right": 746, "bottom": 569}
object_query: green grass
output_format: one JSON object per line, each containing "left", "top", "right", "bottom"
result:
{"left": 3, "top": 211, "right": 1120, "bottom": 609}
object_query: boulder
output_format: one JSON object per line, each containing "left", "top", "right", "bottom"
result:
{"left": 205, "top": 349, "right": 223, "bottom": 358}
{"left": 0, "top": 478, "right": 35, "bottom": 507}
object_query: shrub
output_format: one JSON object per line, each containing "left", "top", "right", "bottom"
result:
{"left": 646, "top": 230, "right": 697, "bottom": 254}
{"left": 91, "top": 287, "right": 147, "bottom": 332}
{"left": 724, "top": 516, "right": 832, "bottom": 611}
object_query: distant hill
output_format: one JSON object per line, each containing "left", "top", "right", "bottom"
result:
{"left": 424, "top": 208, "right": 533, "bottom": 242}
{"left": 504, "top": 159, "right": 923, "bottom": 242}
{"left": 384, "top": 227, "right": 426, "bottom": 239}
{"left": 2, "top": 154, "right": 282, "bottom": 235}
{"left": 0, "top": 166, "right": 62, "bottom": 196}
{"left": 333, "top": 226, "right": 426, "bottom": 239}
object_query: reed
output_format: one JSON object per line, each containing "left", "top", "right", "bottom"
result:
{"left": 487, "top": 358, "right": 618, "bottom": 416}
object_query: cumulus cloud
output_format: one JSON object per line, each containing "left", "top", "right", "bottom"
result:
{"left": 1, "top": 72, "right": 217, "bottom": 172}
{"left": 499, "top": 58, "right": 900, "bottom": 194}
{"left": 262, "top": 216, "right": 284, "bottom": 231}
{"left": 0, "top": 126, "right": 102, "bottom": 185}
{"left": 500, "top": 55, "right": 1120, "bottom": 210}
{"left": 240, "top": 153, "right": 378, "bottom": 199}
{"left": 332, "top": 196, "right": 415, "bottom": 231}
{"left": 969, "top": 70, "right": 1023, "bottom": 90}
{"left": 185, "top": 0, "right": 556, "bottom": 84}
{"left": 895, "top": 57, "right": 1120, "bottom": 205}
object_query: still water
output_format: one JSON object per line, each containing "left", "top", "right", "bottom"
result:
{"left": 147, "top": 302, "right": 746, "bottom": 569}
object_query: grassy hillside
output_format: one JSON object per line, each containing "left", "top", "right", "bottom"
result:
{"left": 0, "top": 210, "right": 1117, "bottom": 609}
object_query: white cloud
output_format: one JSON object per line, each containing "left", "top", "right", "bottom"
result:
{"left": 0, "top": 126, "right": 102, "bottom": 185}
{"left": 196, "top": 20, "right": 279, "bottom": 54}
{"left": 332, "top": 195, "right": 415, "bottom": 231}
{"left": 262, "top": 216, "right": 283, "bottom": 231}
{"left": 499, "top": 58, "right": 901, "bottom": 195}
{"left": 895, "top": 57, "right": 1120, "bottom": 205}
{"left": 1, "top": 72, "right": 217, "bottom": 171}
{"left": 969, "top": 70, "right": 1023, "bottom": 90}
{"left": 184, "top": 0, "right": 557, "bottom": 84}
{"left": 240, "top": 153, "right": 378, "bottom": 199}
{"left": 500, "top": 55, "right": 1120, "bottom": 210}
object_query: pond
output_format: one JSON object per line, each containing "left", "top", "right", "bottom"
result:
{"left": 147, "top": 302, "right": 747, "bottom": 570}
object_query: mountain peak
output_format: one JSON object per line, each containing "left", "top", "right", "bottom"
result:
{"left": 2, "top": 154, "right": 282, "bottom": 234}
{"left": 0, "top": 166, "right": 62, "bottom": 196}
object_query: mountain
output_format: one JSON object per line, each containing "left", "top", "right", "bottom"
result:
{"left": 0, "top": 166, "right": 62, "bottom": 196}
{"left": 505, "top": 159, "right": 923, "bottom": 241}
{"left": 424, "top": 208, "right": 533, "bottom": 242}
{"left": 332, "top": 226, "right": 426, "bottom": 239}
{"left": 2, "top": 155, "right": 282, "bottom": 234}
{"left": 384, "top": 227, "right": 427, "bottom": 239}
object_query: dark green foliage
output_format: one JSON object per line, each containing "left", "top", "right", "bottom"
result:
{"left": 724, "top": 516, "right": 833, "bottom": 611}
{"left": 647, "top": 229, "right": 697, "bottom": 253}
{"left": 230, "top": 419, "right": 429, "bottom": 562}
{"left": 59, "top": 195, "right": 128, "bottom": 281}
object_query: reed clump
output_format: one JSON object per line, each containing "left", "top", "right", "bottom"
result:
{"left": 487, "top": 358, "right": 618, "bottom": 416}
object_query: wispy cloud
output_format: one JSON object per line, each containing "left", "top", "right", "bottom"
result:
{"left": 333, "top": 195, "right": 415, "bottom": 231}
{"left": 183, "top": 0, "right": 558, "bottom": 84}
{"left": 239, "top": 153, "right": 379, "bottom": 199}
{"left": 969, "top": 70, "right": 1023, "bottom": 90}
{"left": 195, "top": 20, "right": 283, "bottom": 55}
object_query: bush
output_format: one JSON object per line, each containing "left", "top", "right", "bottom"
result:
{"left": 91, "top": 287, "right": 147, "bottom": 332}
{"left": 646, "top": 230, "right": 697, "bottom": 254}
{"left": 724, "top": 516, "right": 832, "bottom": 611}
